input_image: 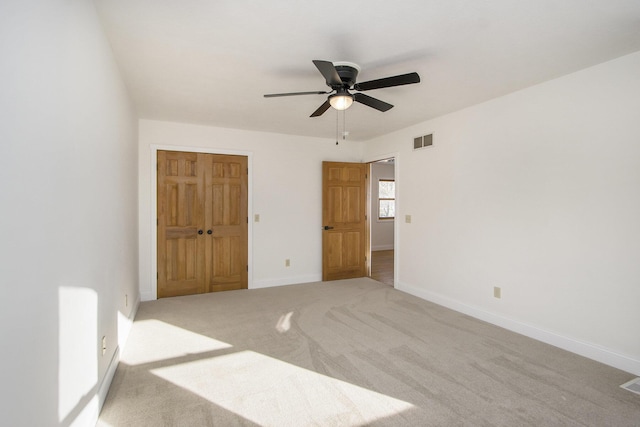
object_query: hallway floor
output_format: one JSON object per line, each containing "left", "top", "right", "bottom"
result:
{"left": 371, "top": 250, "right": 393, "bottom": 286}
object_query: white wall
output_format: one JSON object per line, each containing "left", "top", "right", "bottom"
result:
{"left": 0, "top": 1, "right": 138, "bottom": 425}
{"left": 138, "top": 120, "right": 362, "bottom": 300}
{"left": 370, "top": 162, "right": 395, "bottom": 250}
{"left": 363, "top": 51, "right": 640, "bottom": 375}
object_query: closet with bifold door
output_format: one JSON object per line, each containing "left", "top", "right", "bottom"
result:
{"left": 157, "top": 150, "right": 248, "bottom": 298}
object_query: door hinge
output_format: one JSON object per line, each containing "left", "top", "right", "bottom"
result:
{"left": 157, "top": 272, "right": 159, "bottom": 279}
{"left": 247, "top": 217, "right": 248, "bottom": 223}
{"left": 157, "top": 218, "right": 159, "bottom": 225}
{"left": 246, "top": 265, "right": 248, "bottom": 272}
{"left": 157, "top": 162, "right": 159, "bottom": 171}
{"left": 365, "top": 215, "right": 367, "bottom": 220}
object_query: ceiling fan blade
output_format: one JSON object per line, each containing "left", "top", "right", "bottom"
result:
{"left": 354, "top": 93, "right": 393, "bottom": 112}
{"left": 310, "top": 100, "right": 331, "bottom": 117}
{"left": 354, "top": 72, "right": 420, "bottom": 91}
{"left": 313, "top": 60, "right": 342, "bottom": 87}
{"left": 264, "top": 91, "right": 328, "bottom": 98}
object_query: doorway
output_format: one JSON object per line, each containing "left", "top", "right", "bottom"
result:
{"left": 369, "top": 159, "right": 395, "bottom": 286}
{"left": 157, "top": 150, "right": 248, "bottom": 298}
{"left": 320, "top": 159, "right": 396, "bottom": 286}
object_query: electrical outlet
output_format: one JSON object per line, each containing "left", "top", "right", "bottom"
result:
{"left": 102, "top": 336, "right": 107, "bottom": 356}
{"left": 254, "top": 214, "right": 260, "bottom": 222}
{"left": 285, "top": 259, "right": 290, "bottom": 267}
{"left": 494, "top": 286, "right": 501, "bottom": 299}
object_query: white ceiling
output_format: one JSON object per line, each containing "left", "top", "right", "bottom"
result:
{"left": 95, "top": 0, "right": 640, "bottom": 141}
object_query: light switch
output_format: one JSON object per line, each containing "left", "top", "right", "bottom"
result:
{"left": 254, "top": 214, "right": 260, "bottom": 222}
{"left": 405, "top": 214, "right": 412, "bottom": 223}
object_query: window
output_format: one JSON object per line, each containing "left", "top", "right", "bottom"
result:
{"left": 378, "top": 179, "right": 395, "bottom": 220}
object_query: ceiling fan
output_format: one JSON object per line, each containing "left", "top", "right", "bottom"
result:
{"left": 264, "top": 60, "right": 420, "bottom": 117}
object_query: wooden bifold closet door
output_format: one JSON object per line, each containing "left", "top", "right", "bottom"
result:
{"left": 157, "top": 150, "right": 248, "bottom": 298}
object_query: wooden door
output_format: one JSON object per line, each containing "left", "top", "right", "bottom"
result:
{"left": 157, "top": 151, "right": 247, "bottom": 298}
{"left": 322, "top": 161, "right": 367, "bottom": 281}
{"left": 157, "top": 151, "right": 206, "bottom": 297}
{"left": 204, "top": 155, "right": 248, "bottom": 292}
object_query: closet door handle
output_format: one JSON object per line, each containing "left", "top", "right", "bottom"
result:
{"left": 207, "top": 229, "right": 213, "bottom": 235}
{"left": 198, "top": 229, "right": 204, "bottom": 235}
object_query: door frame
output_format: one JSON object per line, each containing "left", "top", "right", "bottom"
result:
{"left": 364, "top": 151, "right": 400, "bottom": 288}
{"left": 150, "top": 144, "right": 253, "bottom": 300}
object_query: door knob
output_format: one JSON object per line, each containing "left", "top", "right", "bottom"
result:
{"left": 198, "top": 229, "right": 204, "bottom": 235}
{"left": 207, "top": 229, "right": 213, "bottom": 234}
{"left": 323, "top": 226, "right": 334, "bottom": 230}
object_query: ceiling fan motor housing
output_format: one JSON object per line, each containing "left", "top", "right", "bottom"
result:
{"left": 333, "top": 62, "right": 361, "bottom": 88}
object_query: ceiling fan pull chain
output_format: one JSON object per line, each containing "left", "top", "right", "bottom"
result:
{"left": 335, "top": 109, "right": 339, "bottom": 145}
{"left": 343, "top": 109, "right": 346, "bottom": 140}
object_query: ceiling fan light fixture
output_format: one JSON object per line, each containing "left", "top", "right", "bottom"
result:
{"left": 264, "top": 59, "right": 419, "bottom": 117}
{"left": 329, "top": 93, "right": 354, "bottom": 111}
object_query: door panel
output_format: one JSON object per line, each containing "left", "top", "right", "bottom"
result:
{"left": 327, "top": 187, "right": 343, "bottom": 222}
{"left": 322, "top": 161, "right": 367, "bottom": 281}
{"left": 204, "top": 154, "right": 248, "bottom": 292}
{"left": 158, "top": 151, "right": 247, "bottom": 298}
{"left": 344, "top": 231, "right": 362, "bottom": 267}
{"left": 326, "top": 233, "right": 343, "bottom": 268}
{"left": 157, "top": 151, "right": 206, "bottom": 297}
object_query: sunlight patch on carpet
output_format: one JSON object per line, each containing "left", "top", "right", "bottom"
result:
{"left": 276, "top": 311, "right": 294, "bottom": 333}
{"left": 620, "top": 377, "right": 640, "bottom": 395}
{"left": 123, "top": 319, "right": 232, "bottom": 365}
{"left": 150, "top": 350, "right": 414, "bottom": 425}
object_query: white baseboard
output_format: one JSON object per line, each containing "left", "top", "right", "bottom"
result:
{"left": 97, "top": 346, "right": 120, "bottom": 410}
{"left": 372, "top": 244, "right": 394, "bottom": 251}
{"left": 397, "top": 281, "right": 640, "bottom": 376}
{"left": 68, "top": 395, "right": 99, "bottom": 427}
{"left": 92, "top": 295, "right": 140, "bottom": 425}
{"left": 142, "top": 276, "right": 326, "bottom": 297}
{"left": 118, "top": 294, "right": 140, "bottom": 349}
{"left": 252, "top": 274, "right": 322, "bottom": 289}
{"left": 76, "top": 346, "right": 119, "bottom": 427}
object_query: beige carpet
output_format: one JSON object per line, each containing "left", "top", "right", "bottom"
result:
{"left": 98, "top": 278, "right": 640, "bottom": 426}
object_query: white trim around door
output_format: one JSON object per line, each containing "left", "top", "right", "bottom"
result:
{"left": 363, "top": 151, "right": 400, "bottom": 289}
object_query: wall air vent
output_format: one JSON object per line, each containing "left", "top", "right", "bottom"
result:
{"left": 413, "top": 133, "right": 433, "bottom": 150}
